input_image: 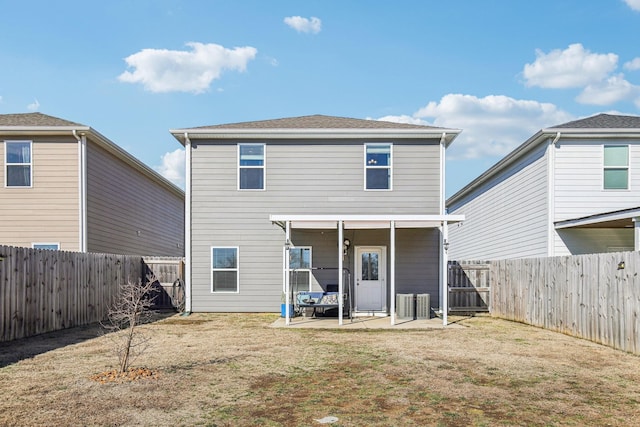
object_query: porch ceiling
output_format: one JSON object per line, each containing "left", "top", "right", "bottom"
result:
{"left": 271, "top": 214, "right": 464, "bottom": 229}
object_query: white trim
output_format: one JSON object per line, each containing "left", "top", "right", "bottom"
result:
{"left": 439, "top": 136, "right": 445, "bottom": 214}
{"left": 32, "top": 242, "right": 60, "bottom": 250}
{"left": 271, "top": 214, "right": 464, "bottom": 223}
{"left": 547, "top": 136, "right": 557, "bottom": 257}
{"left": 4, "top": 140, "right": 33, "bottom": 188}
{"left": 237, "top": 143, "right": 266, "bottom": 191}
{"left": 634, "top": 217, "right": 640, "bottom": 252}
{"left": 210, "top": 246, "right": 240, "bottom": 293}
{"left": 77, "top": 134, "right": 88, "bottom": 252}
{"left": 364, "top": 143, "right": 392, "bottom": 191}
{"left": 390, "top": 221, "right": 396, "bottom": 326}
{"left": 555, "top": 207, "right": 640, "bottom": 229}
{"left": 184, "top": 135, "right": 192, "bottom": 312}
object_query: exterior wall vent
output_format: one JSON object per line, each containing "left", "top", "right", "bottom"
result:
{"left": 416, "top": 293, "right": 431, "bottom": 319}
{"left": 396, "top": 293, "right": 415, "bottom": 319}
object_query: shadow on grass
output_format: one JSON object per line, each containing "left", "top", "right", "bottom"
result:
{"left": 0, "top": 310, "right": 175, "bottom": 368}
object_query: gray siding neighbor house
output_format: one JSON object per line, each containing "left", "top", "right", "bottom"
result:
{"left": 0, "top": 112, "right": 185, "bottom": 256}
{"left": 447, "top": 113, "right": 640, "bottom": 260}
{"left": 171, "top": 115, "right": 463, "bottom": 325}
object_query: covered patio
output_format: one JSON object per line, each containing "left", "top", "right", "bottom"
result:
{"left": 270, "top": 214, "right": 465, "bottom": 327}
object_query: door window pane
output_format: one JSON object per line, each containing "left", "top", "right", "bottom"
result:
{"left": 361, "top": 252, "right": 379, "bottom": 281}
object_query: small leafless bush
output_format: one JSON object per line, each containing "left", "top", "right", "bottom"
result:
{"left": 101, "top": 274, "right": 158, "bottom": 373}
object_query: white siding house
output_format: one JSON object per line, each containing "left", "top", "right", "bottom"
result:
{"left": 447, "top": 113, "right": 640, "bottom": 260}
{"left": 171, "top": 115, "right": 463, "bottom": 325}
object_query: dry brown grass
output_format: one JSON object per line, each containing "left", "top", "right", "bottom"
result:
{"left": 1, "top": 313, "right": 640, "bottom": 426}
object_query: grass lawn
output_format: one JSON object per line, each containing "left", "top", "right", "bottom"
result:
{"left": 1, "top": 313, "right": 639, "bottom": 426}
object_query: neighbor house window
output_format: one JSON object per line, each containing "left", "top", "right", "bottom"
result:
{"left": 289, "top": 247, "right": 312, "bottom": 293}
{"left": 604, "top": 145, "right": 629, "bottom": 190}
{"left": 238, "top": 144, "right": 265, "bottom": 190}
{"left": 5, "top": 141, "right": 32, "bottom": 187}
{"left": 365, "top": 143, "right": 392, "bottom": 190}
{"left": 32, "top": 243, "right": 60, "bottom": 250}
{"left": 211, "top": 247, "right": 239, "bottom": 292}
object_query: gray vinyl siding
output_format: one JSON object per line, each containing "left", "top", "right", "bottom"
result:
{"left": 552, "top": 139, "right": 640, "bottom": 256}
{"left": 448, "top": 143, "right": 549, "bottom": 260}
{"left": 0, "top": 136, "right": 80, "bottom": 251}
{"left": 190, "top": 139, "right": 442, "bottom": 312}
{"left": 86, "top": 141, "right": 184, "bottom": 256}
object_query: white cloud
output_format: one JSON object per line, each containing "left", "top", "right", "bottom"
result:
{"left": 155, "top": 148, "right": 185, "bottom": 189}
{"left": 118, "top": 42, "right": 258, "bottom": 93}
{"left": 284, "top": 16, "right": 322, "bottom": 34}
{"left": 523, "top": 43, "right": 618, "bottom": 88}
{"left": 576, "top": 74, "right": 640, "bottom": 105}
{"left": 625, "top": 0, "right": 640, "bottom": 11}
{"left": 27, "top": 99, "right": 40, "bottom": 111}
{"left": 378, "top": 94, "right": 573, "bottom": 160}
{"left": 624, "top": 58, "right": 640, "bottom": 71}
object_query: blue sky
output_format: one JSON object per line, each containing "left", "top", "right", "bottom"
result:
{"left": 1, "top": 0, "right": 640, "bottom": 197}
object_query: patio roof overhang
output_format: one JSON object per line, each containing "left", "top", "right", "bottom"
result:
{"left": 270, "top": 214, "right": 465, "bottom": 229}
{"left": 554, "top": 206, "right": 640, "bottom": 229}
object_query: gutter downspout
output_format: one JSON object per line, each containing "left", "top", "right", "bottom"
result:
{"left": 73, "top": 130, "right": 88, "bottom": 252}
{"left": 184, "top": 133, "right": 192, "bottom": 314}
{"left": 547, "top": 132, "right": 561, "bottom": 257}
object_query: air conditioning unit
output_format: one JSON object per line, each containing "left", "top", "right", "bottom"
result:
{"left": 396, "top": 294, "right": 415, "bottom": 319}
{"left": 416, "top": 293, "right": 431, "bottom": 319}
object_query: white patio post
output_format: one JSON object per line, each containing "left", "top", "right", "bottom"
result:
{"left": 441, "top": 221, "right": 449, "bottom": 326}
{"left": 390, "top": 220, "right": 396, "bottom": 326}
{"left": 285, "top": 220, "right": 291, "bottom": 326}
{"left": 634, "top": 217, "right": 640, "bottom": 251}
{"left": 338, "top": 220, "right": 344, "bottom": 326}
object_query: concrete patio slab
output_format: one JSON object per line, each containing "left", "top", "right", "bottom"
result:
{"left": 270, "top": 315, "right": 468, "bottom": 329}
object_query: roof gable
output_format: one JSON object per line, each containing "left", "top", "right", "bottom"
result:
{"left": 0, "top": 112, "right": 85, "bottom": 127}
{"left": 187, "top": 114, "right": 446, "bottom": 130}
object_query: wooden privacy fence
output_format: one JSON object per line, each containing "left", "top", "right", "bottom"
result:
{"left": 491, "top": 251, "right": 640, "bottom": 354}
{"left": 448, "top": 260, "right": 491, "bottom": 312}
{"left": 0, "top": 245, "right": 184, "bottom": 342}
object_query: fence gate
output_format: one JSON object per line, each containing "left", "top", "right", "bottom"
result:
{"left": 448, "top": 260, "right": 491, "bottom": 313}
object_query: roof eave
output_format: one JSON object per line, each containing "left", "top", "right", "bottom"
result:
{"left": 170, "top": 128, "right": 461, "bottom": 146}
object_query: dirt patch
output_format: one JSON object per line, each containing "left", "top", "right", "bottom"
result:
{"left": 1, "top": 313, "right": 640, "bottom": 426}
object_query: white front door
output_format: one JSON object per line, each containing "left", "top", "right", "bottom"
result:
{"left": 355, "top": 246, "right": 387, "bottom": 313}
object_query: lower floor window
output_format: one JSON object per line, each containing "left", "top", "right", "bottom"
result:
{"left": 211, "top": 247, "right": 238, "bottom": 292}
{"left": 32, "top": 243, "right": 60, "bottom": 250}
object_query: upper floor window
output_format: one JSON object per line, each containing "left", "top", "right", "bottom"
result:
{"left": 238, "top": 144, "right": 265, "bottom": 190}
{"left": 365, "top": 143, "right": 392, "bottom": 190}
{"left": 5, "top": 141, "right": 32, "bottom": 187}
{"left": 603, "top": 145, "right": 629, "bottom": 190}
{"left": 211, "top": 246, "right": 239, "bottom": 292}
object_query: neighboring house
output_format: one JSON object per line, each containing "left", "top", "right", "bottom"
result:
{"left": 170, "top": 114, "right": 463, "bottom": 324}
{"left": 0, "top": 112, "right": 184, "bottom": 256}
{"left": 447, "top": 113, "right": 640, "bottom": 260}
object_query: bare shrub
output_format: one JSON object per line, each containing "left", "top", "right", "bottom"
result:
{"left": 101, "top": 274, "right": 158, "bottom": 373}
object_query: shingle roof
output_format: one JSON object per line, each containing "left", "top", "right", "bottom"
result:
{"left": 189, "top": 114, "right": 444, "bottom": 130}
{"left": 552, "top": 113, "right": 640, "bottom": 129}
{"left": 0, "top": 112, "right": 85, "bottom": 127}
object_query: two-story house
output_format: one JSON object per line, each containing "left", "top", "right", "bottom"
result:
{"left": 171, "top": 115, "right": 463, "bottom": 325}
{"left": 0, "top": 112, "right": 184, "bottom": 256}
{"left": 447, "top": 113, "right": 640, "bottom": 260}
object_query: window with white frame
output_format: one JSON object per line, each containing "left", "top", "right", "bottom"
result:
{"left": 211, "top": 247, "right": 239, "bottom": 292}
{"left": 32, "top": 243, "right": 60, "bottom": 250}
{"left": 604, "top": 145, "right": 629, "bottom": 190}
{"left": 289, "top": 247, "right": 312, "bottom": 293}
{"left": 365, "top": 143, "right": 392, "bottom": 190}
{"left": 238, "top": 144, "right": 265, "bottom": 190}
{"left": 5, "top": 141, "right": 32, "bottom": 187}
